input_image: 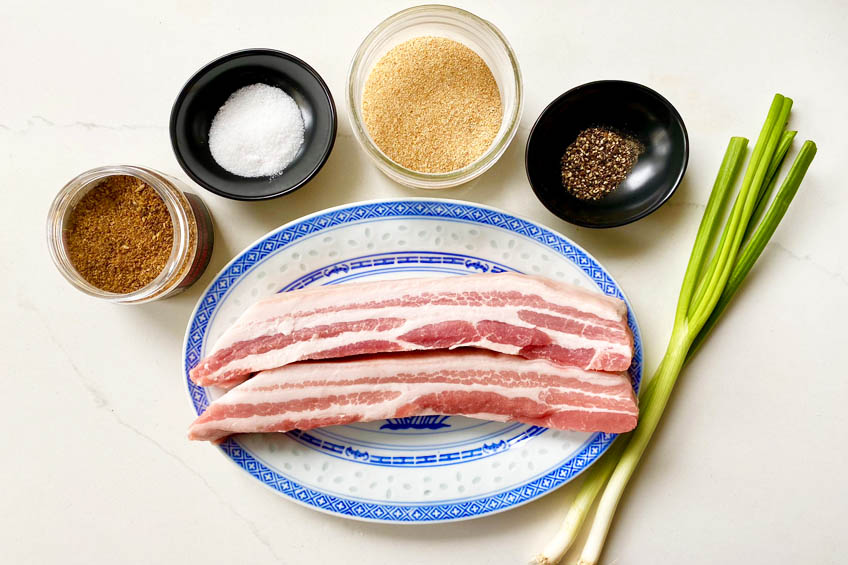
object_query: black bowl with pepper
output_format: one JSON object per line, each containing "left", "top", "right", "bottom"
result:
{"left": 525, "top": 80, "right": 688, "bottom": 228}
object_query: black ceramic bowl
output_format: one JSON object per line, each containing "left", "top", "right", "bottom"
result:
{"left": 526, "top": 80, "right": 688, "bottom": 228}
{"left": 170, "top": 49, "right": 337, "bottom": 200}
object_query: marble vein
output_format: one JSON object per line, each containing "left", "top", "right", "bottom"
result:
{"left": 0, "top": 115, "right": 164, "bottom": 133}
{"left": 771, "top": 241, "right": 847, "bottom": 288}
{"left": 27, "top": 301, "right": 286, "bottom": 563}
{"left": 665, "top": 200, "right": 708, "bottom": 211}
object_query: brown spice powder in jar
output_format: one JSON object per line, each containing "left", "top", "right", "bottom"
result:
{"left": 561, "top": 127, "right": 645, "bottom": 200}
{"left": 362, "top": 36, "right": 503, "bottom": 173}
{"left": 66, "top": 175, "right": 174, "bottom": 293}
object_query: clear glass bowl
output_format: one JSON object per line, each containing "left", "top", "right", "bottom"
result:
{"left": 347, "top": 4, "right": 523, "bottom": 189}
{"left": 46, "top": 165, "right": 214, "bottom": 304}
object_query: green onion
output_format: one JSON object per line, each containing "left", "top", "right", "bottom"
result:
{"left": 674, "top": 137, "right": 749, "bottom": 328}
{"left": 689, "top": 95, "right": 791, "bottom": 324}
{"left": 533, "top": 137, "right": 747, "bottom": 565}
{"left": 533, "top": 95, "right": 816, "bottom": 565}
{"left": 743, "top": 130, "right": 797, "bottom": 243}
{"left": 689, "top": 140, "right": 817, "bottom": 357}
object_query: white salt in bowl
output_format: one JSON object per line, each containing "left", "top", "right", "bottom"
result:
{"left": 347, "top": 5, "right": 523, "bottom": 189}
{"left": 171, "top": 49, "right": 337, "bottom": 200}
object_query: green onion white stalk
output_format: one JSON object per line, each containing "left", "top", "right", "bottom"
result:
{"left": 534, "top": 94, "right": 816, "bottom": 565}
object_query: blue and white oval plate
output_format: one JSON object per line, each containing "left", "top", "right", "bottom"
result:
{"left": 183, "top": 198, "right": 642, "bottom": 523}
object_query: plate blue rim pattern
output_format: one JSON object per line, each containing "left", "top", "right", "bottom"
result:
{"left": 183, "top": 198, "right": 643, "bottom": 523}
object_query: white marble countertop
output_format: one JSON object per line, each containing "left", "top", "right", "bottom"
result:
{"left": 3, "top": 1, "right": 846, "bottom": 563}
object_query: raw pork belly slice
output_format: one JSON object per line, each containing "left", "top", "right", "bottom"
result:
{"left": 188, "top": 350, "right": 638, "bottom": 442}
{"left": 190, "top": 273, "right": 633, "bottom": 389}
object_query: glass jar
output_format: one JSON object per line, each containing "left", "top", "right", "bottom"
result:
{"left": 346, "top": 4, "right": 524, "bottom": 189}
{"left": 47, "top": 165, "right": 214, "bottom": 304}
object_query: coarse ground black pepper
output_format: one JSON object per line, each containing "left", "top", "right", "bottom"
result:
{"left": 561, "top": 127, "right": 644, "bottom": 200}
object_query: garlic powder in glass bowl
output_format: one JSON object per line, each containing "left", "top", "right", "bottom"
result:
{"left": 347, "top": 5, "right": 523, "bottom": 189}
